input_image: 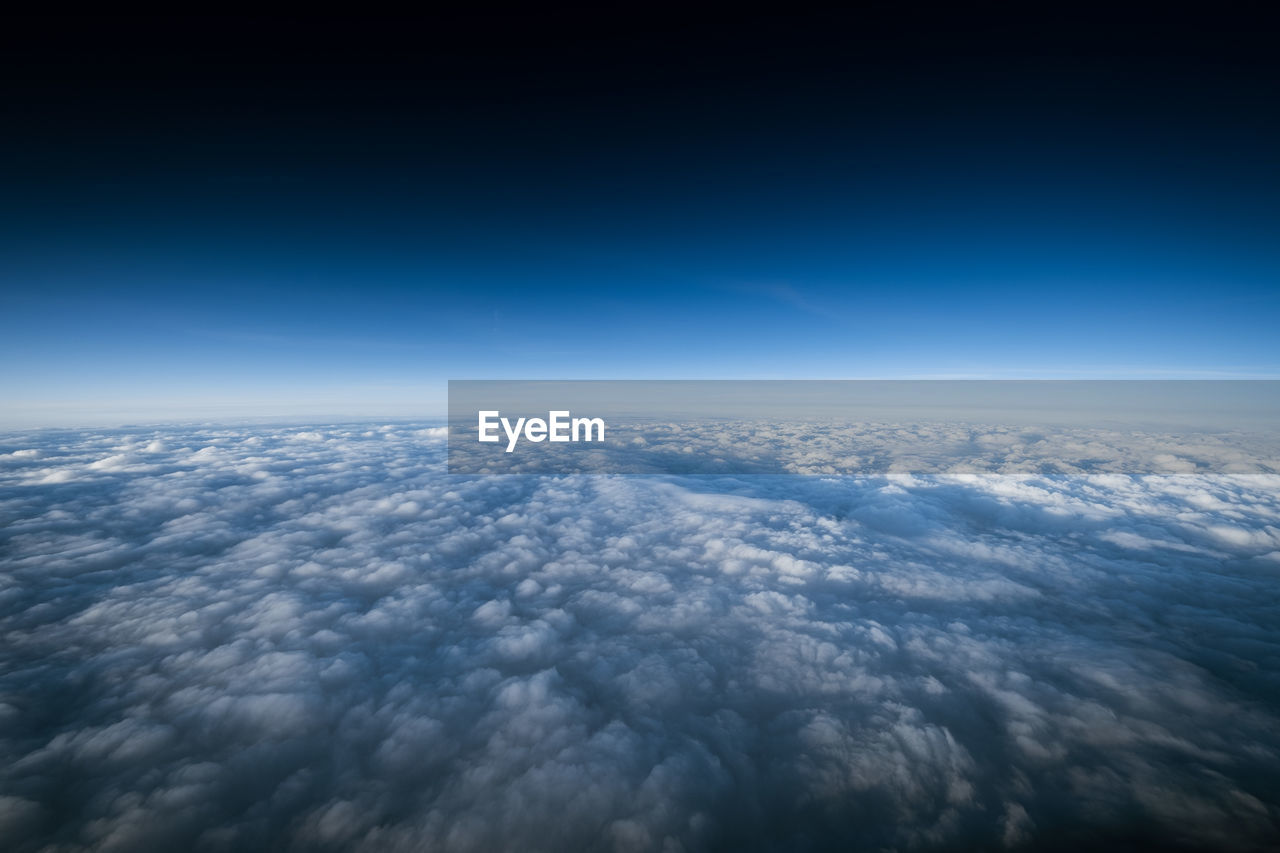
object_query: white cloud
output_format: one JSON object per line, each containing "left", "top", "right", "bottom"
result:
{"left": 0, "top": 423, "right": 1278, "bottom": 851}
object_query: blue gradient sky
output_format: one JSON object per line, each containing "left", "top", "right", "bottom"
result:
{"left": 3, "top": 10, "right": 1278, "bottom": 424}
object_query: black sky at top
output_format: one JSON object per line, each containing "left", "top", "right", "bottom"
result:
{"left": 3, "top": 6, "right": 1279, "bottom": 255}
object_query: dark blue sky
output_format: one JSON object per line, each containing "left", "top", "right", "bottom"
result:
{"left": 3, "top": 9, "right": 1279, "bottom": 423}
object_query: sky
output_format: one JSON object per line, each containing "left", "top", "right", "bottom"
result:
{"left": 2, "top": 9, "right": 1280, "bottom": 424}
{"left": 3, "top": 13, "right": 1280, "bottom": 851}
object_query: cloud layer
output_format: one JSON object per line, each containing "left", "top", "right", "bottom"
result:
{"left": 448, "top": 417, "right": 1280, "bottom": 475}
{"left": 2, "top": 424, "right": 1279, "bottom": 851}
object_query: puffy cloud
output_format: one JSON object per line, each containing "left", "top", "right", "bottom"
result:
{"left": 1, "top": 424, "right": 1278, "bottom": 851}
{"left": 448, "top": 418, "right": 1280, "bottom": 476}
